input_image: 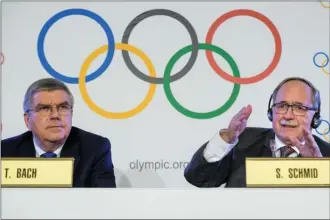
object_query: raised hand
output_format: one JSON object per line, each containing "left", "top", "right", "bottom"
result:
{"left": 221, "top": 105, "right": 252, "bottom": 144}
{"left": 289, "top": 127, "right": 323, "bottom": 157}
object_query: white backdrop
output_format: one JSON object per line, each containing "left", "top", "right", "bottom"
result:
{"left": 1, "top": 1, "right": 329, "bottom": 188}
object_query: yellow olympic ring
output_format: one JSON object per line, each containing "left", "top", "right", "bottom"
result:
{"left": 320, "top": 0, "right": 330, "bottom": 8}
{"left": 79, "top": 43, "right": 156, "bottom": 119}
{"left": 324, "top": 127, "right": 329, "bottom": 142}
{"left": 321, "top": 59, "right": 330, "bottom": 75}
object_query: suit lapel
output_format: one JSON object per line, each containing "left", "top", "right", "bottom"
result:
{"left": 261, "top": 130, "right": 275, "bottom": 157}
{"left": 314, "top": 135, "right": 329, "bottom": 156}
{"left": 60, "top": 129, "right": 81, "bottom": 171}
{"left": 244, "top": 129, "right": 275, "bottom": 157}
{"left": 16, "top": 132, "right": 36, "bottom": 157}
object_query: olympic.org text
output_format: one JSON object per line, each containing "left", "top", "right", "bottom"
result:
{"left": 129, "top": 160, "right": 189, "bottom": 171}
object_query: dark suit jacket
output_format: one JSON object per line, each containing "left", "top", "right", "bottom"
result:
{"left": 184, "top": 127, "right": 330, "bottom": 188}
{"left": 1, "top": 126, "right": 116, "bottom": 188}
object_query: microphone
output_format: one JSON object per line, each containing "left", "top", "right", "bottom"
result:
{"left": 269, "top": 139, "right": 277, "bottom": 158}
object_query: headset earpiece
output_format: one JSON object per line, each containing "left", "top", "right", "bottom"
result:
{"left": 311, "top": 112, "right": 322, "bottom": 129}
{"left": 267, "top": 109, "right": 273, "bottom": 122}
{"left": 267, "top": 94, "right": 273, "bottom": 122}
{"left": 311, "top": 90, "right": 322, "bottom": 129}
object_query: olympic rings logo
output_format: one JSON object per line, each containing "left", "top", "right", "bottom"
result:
{"left": 313, "top": 52, "right": 329, "bottom": 75}
{"left": 320, "top": 0, "right": 330, "bottom": 8}
{"left": 1, "top": 52, "right": 4, "bottom": 65}
{"left": 315, "top": 119, "right": 330, "bottom": 143}
{"left": 37, "top": 8, "right": 282, "bottom": 119}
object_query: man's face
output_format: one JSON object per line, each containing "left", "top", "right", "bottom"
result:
{"left": 272, "top": 80, "right": 316, "bottom": 144}
{"left": 24, "top": 90, "right": 73, "bottom": 144}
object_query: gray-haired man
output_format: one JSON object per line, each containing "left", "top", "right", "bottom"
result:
{"left": 184, "top": 77, "right": 330, "bottom": 188}
{"left": 1, "top": 78, "right": 116, "bottom": 187}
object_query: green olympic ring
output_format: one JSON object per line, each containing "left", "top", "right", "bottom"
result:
{"left": 164, "top": 43, "right": 240, "bottom": 119}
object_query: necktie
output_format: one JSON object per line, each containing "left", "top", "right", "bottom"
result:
{"left": 41, "top": 152, "right": 57, "bottom": 158}
{"left": 280, "top": 146, "right": 296, "bottom": 157}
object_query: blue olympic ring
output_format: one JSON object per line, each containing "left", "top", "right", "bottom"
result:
{"left": 37, "top": 8, "right": 115, "bottom": 84}
{"left": 315, "top": 119, "right": 330, "bottom": 136}
{"left": 313, "top": 52, "right": 329, "bottom": 68}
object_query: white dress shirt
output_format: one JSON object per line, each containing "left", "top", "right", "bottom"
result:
{"left": 33, "top": 137, "right": 64, "bottom": 157}
{"left": 203, "top": 130, "right": 300, "bottom": 162}
{"left": 272, "top": 135, "right": 300, "bottom": 158}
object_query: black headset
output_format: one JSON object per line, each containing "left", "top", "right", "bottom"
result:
{"left": 267, "top": 77, "right": 322, "bottom": 129}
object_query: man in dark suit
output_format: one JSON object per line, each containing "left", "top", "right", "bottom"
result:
{"left": 1, "top": 78, "right": 116, "bottom": 187}
{"left": 184, "top": 77, "right": 330, "bottom": 187}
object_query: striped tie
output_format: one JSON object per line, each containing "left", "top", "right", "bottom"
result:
{"left": 280, "top": 146, "right": 296, "bottom": 157}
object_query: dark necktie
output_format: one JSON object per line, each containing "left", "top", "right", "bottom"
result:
{"left": 280, "top": 146, "right": 296, "bottom": 157}
{"left": 41, "top": 152, "right": 57, "bottom": 158}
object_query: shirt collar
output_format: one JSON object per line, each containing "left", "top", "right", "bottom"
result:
{"left": 33, "top": 137, "right": 64, "bottom": 157}
{"left": 274, "top": 135, "right": 302, "bottom": 154}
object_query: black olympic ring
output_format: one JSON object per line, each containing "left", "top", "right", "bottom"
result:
{"left": 121, "top": 9, "right": 199, "bottom": 84}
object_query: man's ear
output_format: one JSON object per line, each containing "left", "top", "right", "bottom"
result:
{"left": 24, "top": 113, "right": 30, "bottom": 130}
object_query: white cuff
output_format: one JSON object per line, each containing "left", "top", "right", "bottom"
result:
{"left": 203, "top": 131, "right": 238, "bottom": 163}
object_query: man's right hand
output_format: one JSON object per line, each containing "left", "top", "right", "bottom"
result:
{"left": 220, "top": 105, "right": 253, "bottom": 144}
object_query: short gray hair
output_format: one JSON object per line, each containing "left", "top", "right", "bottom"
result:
{"left": 272, "top": 77, "right": 321, "bottom": 110}
{"left": 23, "top": 78, "right": 74, "bottom": 113}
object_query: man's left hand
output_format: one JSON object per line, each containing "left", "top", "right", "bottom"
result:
{"left": 290, "top": 127, "right": 323, "bottom": 157}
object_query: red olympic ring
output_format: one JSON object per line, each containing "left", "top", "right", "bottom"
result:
{"left": 1, "top": 52, "right": 4, "bottom": 65}
{"left": 205, "top": 9, "right": 282, "bottom": 84}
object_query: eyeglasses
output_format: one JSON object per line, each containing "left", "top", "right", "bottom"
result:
{"left": 272, "top": 102, "right": 317, "bottom": 116}
{"left": 27, "top": 104, "right": 73, "bottom": 117}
